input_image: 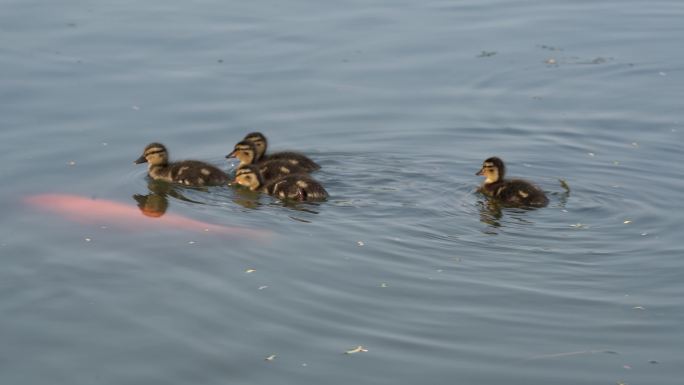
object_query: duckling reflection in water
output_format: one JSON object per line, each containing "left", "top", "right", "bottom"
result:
{"left": 234, "top": 164, "right": 328, "bottom": 202}
{"left": 226, "top": 140, "right": 310, "bottom": 181}
{"left": 476, "top": 157, "right": 548, "bottom": 207}
{"left": 135, "top": 143, "right": 228, "bottom": 186}
{"left": 242, "top": 132, "right": 321, "bottom": 171}
{"left": 133, "top": 193, "right": 168, "bottom": 217}
{"left": 132, "top": 180, "right": 204, "bottom": 218}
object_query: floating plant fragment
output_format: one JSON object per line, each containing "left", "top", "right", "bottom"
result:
{"left": 345, "top": 346, "right": 368, "bottom": 354}
{"left": 559, "top": 179, "right": 571, "bottom": 192}
{"left": 265, "top": 354, "right": 276, "bottom": 361}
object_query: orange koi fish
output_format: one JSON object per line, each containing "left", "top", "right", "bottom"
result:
{"left": 24, "top": 193, "right": 269, "bottom": 240}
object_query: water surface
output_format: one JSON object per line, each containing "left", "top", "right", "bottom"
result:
{"left": 1, "top": 0, "right": 683, "bottom": 384}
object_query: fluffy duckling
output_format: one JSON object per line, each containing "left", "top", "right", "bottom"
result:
{"left": 234, "top": 164, "right": 328, "bottom": 202}
{"left": 226, "top": 140, "right": 309, "bottom": 180}
{"left": 226, "top": 140, "right": 260, "bottom": 168}
{"left": 243, "top": 132, "right": 321, "bottom": 171}
{"left": 135, "top": 143, "right": 228, "bottom": 186}
{"left": 476, "top": 157, "right": 548, "bottom": 207}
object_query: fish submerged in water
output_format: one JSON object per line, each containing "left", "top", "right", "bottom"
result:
{"left": 23, "top": 193, "right": 269, "bottom": 240}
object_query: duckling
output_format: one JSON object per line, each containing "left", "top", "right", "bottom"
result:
{"left": 234, "top": 164, "right": 328, "bottom": 202}
{"left": 243, "top": 131, "right": 321, "bottom": 171}
{"left": 135, "top": 142, "right": 229, "bottom": 186}
{"left": 476, "top": 157, "right": 548, "bottom": 207}
{"left": 226, "top": 140, "right": 309, "bottom": 180}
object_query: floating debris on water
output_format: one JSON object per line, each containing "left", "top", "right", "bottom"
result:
{"left": 188, "top": 241, "right": 196, "bottom": 245}
{"left": 559, "top": 179, "right": 571, "bottom": 192}
{"left": 545, "top": 57, "right": 557, "bottom": 65}
{"left": 623, "top": 220, "right": 632, "bottom": 224}
{"left": 570, "top": 223, "right": 588, "bottom": 229}
{"left": 538, "top": 44, "right": 563, "bottom": 51}
{"left": 588, "top": 152, "right": 595, "bottom": 157}
{"left": 84, "top": 237, "right": 92, "bottom": 242}
{"left": 357, "top": 241, "right": 364, "bottom": 246}
{"left": 265, "top": 354, "right": 276, "bottom": 361}
{"left": 659, "top": 71, "right": 667, "bottom": 76}
{"left": 623, "top": 364, "right": 632, "bottom": 370}
{"left": 380, "top": 282, "right": 388, "bottom": 288}
{"left": 631, "top": 142, "right": 639, "bottom": 148}
{"left": 258, "top": 285, "right": 269, "bottom": 290}
{"left": 246, "top": 269, "right": 256, "bottom": 273}
{"left": 527, "top": 349, "right": 618, "bottom": 360}
{"left": 477, "top": 51, "right": 497, "bottom": 58}
{"left": 633, "top": 306, "right": 645, "bottom": 310}
{"left": 67, "top": 161, "right": 76, "bottom": 166}
{"left": 345, "top": 345, "right": 368, "bottom": 354}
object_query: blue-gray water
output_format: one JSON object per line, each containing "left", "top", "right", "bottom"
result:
{"left": 1, "top": 0, "right": 683, "bottom": 384}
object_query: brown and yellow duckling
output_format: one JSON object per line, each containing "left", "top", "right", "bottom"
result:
{"left": 226, "top": 140, "right": 309, "bottom": 181}
{"left": 243, "top": 132, "right": 321, "bottom": 171}
{"left": 476, "top": 157, "right": 548, "bottom": 207}
{"left": 234, "top": 164, "right": 328, "bottom": 202}
{"left": 135, "top": 142, "right": 228, "bottom": 186}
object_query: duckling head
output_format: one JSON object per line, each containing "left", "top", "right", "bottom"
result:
{"left": 226, "top": 140, "right": 258, "bottom": 166}
{"left": 234, "top": 164, "right": 263, "bottom": 191}
{"left": 135, "top": 143, "right": 168, "bottom": 166}
{"left": 243, "top": 132, "right": 267, "bottom": 161}
{"left": 476, "top": 157, "right": 505, "bottom": 184}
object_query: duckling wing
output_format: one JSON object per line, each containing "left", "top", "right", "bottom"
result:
{"left": 499, "top": 179, "right": 548, "bottom": 207}
{"left": 258, "top": 160, "right": 309, "bottom": 182}
{"left": 171, "top": 161, "right": 229, "bottom": 186}
{"left": 265, "top": 174, "right": 328, "bottom": 201}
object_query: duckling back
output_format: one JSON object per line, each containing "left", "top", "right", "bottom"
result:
{"left": 256, "top": 159, "right": 310, "bottom": 181}
{"left": 264, "top": 173, "right": 328, "bottom": 201}
{"left": 263, "top": 152, "right": 320, "bottom": 172}
{"left": 482, "top": 179, "right": 548, "bottom": 207}
{"left": 168, "top": 160, "right": 229, "bottom": 186}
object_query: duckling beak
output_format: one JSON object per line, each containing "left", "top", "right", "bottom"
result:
{"left": 226, "top": 150, "right": 237, "bottom": 159}
{"left": 476, "top": 167, "right": 484, "bottom": 176}
{"left": 134, "top": 155, "right": 147, "bottom": 164}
